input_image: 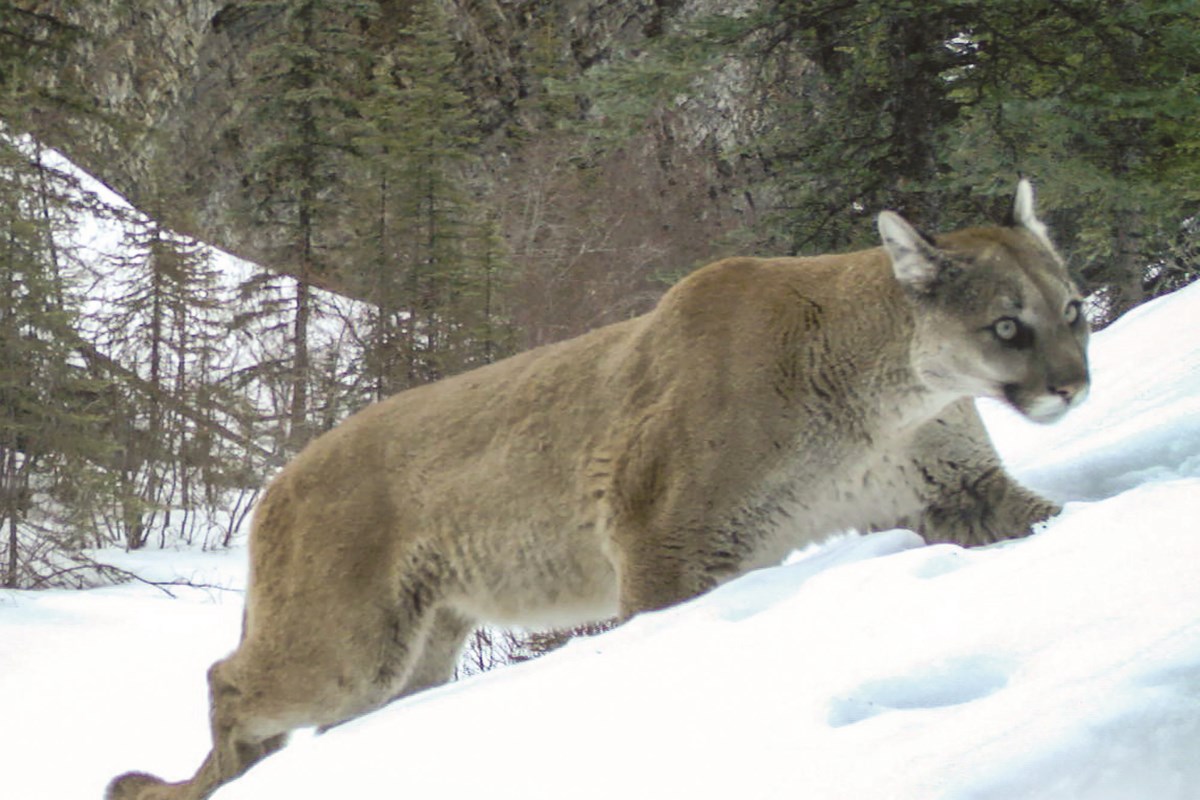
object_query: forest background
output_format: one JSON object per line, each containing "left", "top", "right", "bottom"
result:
{"left": 1, "top": 0, "right": 1198, "bottom": 661}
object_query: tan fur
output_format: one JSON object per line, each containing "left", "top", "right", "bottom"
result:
{"left": 107, "top": 181, "right": 1089, "bottom": 800}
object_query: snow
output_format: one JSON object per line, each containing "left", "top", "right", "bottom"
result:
{"left": 3, "top": 281, "right": 1200, "bottom": 800}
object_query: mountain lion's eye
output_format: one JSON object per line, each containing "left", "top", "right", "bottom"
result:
{"left": 993, "top": 318, "right": 1019, "bottom": 341}
{"left": 991, "top": 317, "right": 1034, "bottom": 348}
{"left": 1065, "top": 300, "right": 1082, "bottom": 325}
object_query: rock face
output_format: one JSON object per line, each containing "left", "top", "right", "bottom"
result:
{"left": 27, "top": 0, "right": 769, "bottom": 336}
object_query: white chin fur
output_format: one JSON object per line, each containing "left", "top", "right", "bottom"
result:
{"left": 1022, "top": 395, "right": 1070, "bottom": 424}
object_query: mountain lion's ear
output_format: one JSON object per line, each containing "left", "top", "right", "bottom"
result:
{"left": 1006, "top": 178, "right": 1057, "bottom": 254}
{"left": 878, "top": 210, "right": 943, "bottom": 293}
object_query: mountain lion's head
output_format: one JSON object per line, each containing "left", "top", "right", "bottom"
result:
{"left": 878, "top": 180, "right": 1090, "bottom": 424}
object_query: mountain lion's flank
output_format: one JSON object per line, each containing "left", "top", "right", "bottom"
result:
{"left": 108, "top": 179, "right": 1088, "bottom": 800}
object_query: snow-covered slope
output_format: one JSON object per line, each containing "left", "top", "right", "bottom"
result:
{"left": 3, "top": 282, "right": 1199, "bottom": 800}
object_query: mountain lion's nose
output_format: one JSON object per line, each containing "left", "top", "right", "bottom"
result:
{"left": 1049, "top": 379, "right": 1088, "bottom": 406}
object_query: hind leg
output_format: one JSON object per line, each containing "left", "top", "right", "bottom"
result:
{"left": 105, "top": 652, "right": 295, "bottom": 800}
{"left": 396, "top": 606, "right": 474, "bottom": 697}
{"left": 316, "top": 605, "right": 475, "bottom": 733}
{"left": 108, "top": 588, "right": 451, "bottom": 799}
{"left": 106, "top": 645, "right": 337, "bottom": 800}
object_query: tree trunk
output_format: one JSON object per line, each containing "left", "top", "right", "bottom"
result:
{"left": 288, "top": 279, "right": 312, "bottom": 449}
{"left": 5, "top": 508, "right": 17, "bottom": 589}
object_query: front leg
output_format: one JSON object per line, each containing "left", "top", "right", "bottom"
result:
{"left": 609, "top": 529, "right": 712, "bottom": 619}
{"left": 904, "top": 399, "right": 1059, "bottom": 547}
{"left": 916, "top": 463, "right": 1059, "bottom": 547}
{"left": 604, "top": 416, "right": 735, "bottom": 619}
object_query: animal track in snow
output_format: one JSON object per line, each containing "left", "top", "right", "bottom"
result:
{"left": 827, "top": 655, "right": 1012, "bottom": 728}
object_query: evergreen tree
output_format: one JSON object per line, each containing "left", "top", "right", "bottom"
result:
{"left": 351, "top": 0, "right": 507, "bottom": 394}
{"left": 610, "top": 0, "right": 1200, "bottom": 320}
{"left": 0, "top": 140, "right": 108, "bottom": 586}
{"left": 239, "top": 0, "right": 379, "bottom": 447}
{"left": 661, "top": 1, "right": 995, "bottom": 253}
{"left": 946, "top": 0, "right": 1200, "bottom": 319}
{"left": 0, "top": 13, "right": 111, "bottom": 584}
{"left": 93, "top": 211, "right": 229, "bottom": 548}
{"left": 466, "top": 217, "right": 516, "bottom": 368}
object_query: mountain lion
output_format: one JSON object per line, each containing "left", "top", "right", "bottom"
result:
{"left": 108, "top": 180, "right": 1089, "bottom": 800}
